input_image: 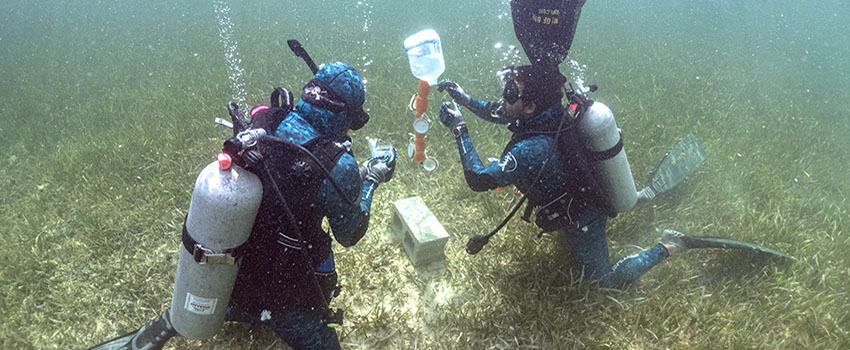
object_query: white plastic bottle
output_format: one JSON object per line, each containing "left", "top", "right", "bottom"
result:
{"left": 404, "top": 29, "right": 445, "bottom": 85}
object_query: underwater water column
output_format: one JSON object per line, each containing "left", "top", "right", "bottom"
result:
{"left": 213, "top": 0, "right": 246, "bottom": 108}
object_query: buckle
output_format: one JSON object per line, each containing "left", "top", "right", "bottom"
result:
{"left": 323, "top": 308, "right": 344, "bottom": 327}
{"left": 192, "top": 243, "right": 236, "bottom": 265}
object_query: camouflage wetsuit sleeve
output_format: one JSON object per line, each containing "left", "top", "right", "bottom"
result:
{"left": 453, "top": 129, "right": 551, "bottom": 193}
{"left": 462, "top": 97, "right": 509, "bottom": 125}
{"left": 318, "top": 152, "right": 371, "bottom": 247}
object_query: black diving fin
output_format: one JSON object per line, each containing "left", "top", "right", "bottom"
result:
{"left": 638, "top": 134, "right": 707, "bottom": 203}
{"left": 664, "top": 229, "right": 795, "bottom": 260}
{"left": 681, "top": 235, "right": 795, "bottom": 260}
{"left": 88, "top": 310, "right": 176, "bottom": 350}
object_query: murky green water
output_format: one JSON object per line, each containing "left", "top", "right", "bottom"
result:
{"left": 2, "top": 1, "right": 848, "bottom": 348}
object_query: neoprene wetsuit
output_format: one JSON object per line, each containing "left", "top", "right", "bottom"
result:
{"left": 450, "top": 102, "right": 670, "bottom": 288}
{"left": 228, "top": 62, "right": 377, "bottom": 350}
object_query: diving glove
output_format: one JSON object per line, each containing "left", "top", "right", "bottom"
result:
{"left": 439, "top": 102, "right": 466, "bottom": 129}
{"left": 437, "top": 79, "right": 471, "bottom": 107}
{"left": 359, "top": 148, "right": 398, "bottom": 184}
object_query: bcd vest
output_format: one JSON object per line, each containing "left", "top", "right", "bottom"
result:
{"left": 230, "top": 111, "right": 350, "bottom": 315}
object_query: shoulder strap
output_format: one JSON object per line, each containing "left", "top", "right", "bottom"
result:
{"left": 249, "top": 88, "right": 294, "bottom": 133}
{"left": 271, "top": 87, "right": 294, "bottom": 111}
{"left": 302, "top": 135, "right": 349, "bottom": 170}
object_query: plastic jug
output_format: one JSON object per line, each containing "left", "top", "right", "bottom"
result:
{"left": 404, "top": 29, "right": 445, "bottom": 85}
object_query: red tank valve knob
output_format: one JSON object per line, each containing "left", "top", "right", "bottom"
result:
{"left": 217, "top": 152, "right": 233, "bottom": 170}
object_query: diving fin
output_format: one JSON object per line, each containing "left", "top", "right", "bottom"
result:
{"left": 88, "top": 331, "right": 136, "bottom": 350}
{"left": 88, "top": 310, "right": 176, "bottom": 350}
{"left": 664, "top": 229, "right": 795, "bottom": 260}
{"left": 638, "top": 134, "right": 706, "bottom": 203}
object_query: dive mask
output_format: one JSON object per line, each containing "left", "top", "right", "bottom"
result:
{"left": 301, "top": 78, "right": 370, "bottom": 130}
{"left": 302, "top": 79, "right": 346, "bottom": 112}
{"left": 498, "top": 66, "right": 521, "bottom": 105}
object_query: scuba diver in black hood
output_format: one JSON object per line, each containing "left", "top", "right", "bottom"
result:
{"left": 437, "top": 66, "right": 685, "bottom": 288}
{"left": 435, "top": 0, "right": 791, "bottom": 290}
{"left": 225, "top": 61, "right": 397, "bottom": 350}
{"left": 434, "top": 0, "right": 687, "bottom": 288}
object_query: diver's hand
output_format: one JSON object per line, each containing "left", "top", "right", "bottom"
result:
{"left": 439, "top": 102, "right": 466, "bottom": 129}
{"left": 359, "top": 148, "right": 398, "bottom": 184}
{"left": 436, "top": 79, "right": 471, "bottom": 106}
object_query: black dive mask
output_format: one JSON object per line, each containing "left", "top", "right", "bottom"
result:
{"left": 348, "top": 105, "right": 369, "bottom": 130}
{"left": 503, "top": 78, "right": 521, "bottom": 105}
{"left": 498, "top": 66, "right": 521, "bottom": 105}
{"left": 301, "top": 79, "right": 370, "bottom": 130}
{"left": 301, "top": 79, "right": 346, "bottom": 112}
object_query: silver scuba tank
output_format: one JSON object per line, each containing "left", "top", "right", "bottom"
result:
{"left": 576, "top": 101, "right": 638, "bottom": 214}
{"left": 169, "top": 159, "right": 262, "bottom": 339}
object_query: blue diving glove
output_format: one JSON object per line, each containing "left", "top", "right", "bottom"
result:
{"left": 436, "top": 79, "right": 471, "bottom": 106}
{"left": 359, "top": 148, "right": 398, "bottom": 183}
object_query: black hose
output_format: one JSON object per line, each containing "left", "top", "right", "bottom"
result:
{"left": 466, "top": 195, "right": 528, "bottom": 254}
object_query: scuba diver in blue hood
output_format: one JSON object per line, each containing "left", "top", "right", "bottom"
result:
{"left": 88, "top": 51, "right": 396, "bottom": 349}
{"left": 226, "top": 61, "right": 397, "bottom": 350}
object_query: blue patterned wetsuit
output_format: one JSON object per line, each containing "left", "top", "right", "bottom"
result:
{"left": 451, "top": 100, "right": 669, "bottom": 288}
{"left": 228, "top": 62, "right": 380, "bottom": 350}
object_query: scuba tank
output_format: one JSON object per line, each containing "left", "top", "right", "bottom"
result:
{"left": 169, "top": 87, "right": 291, "bottom": 339}
{"left": 169, "top": 157, "right": 263, "bottom": 339}
{"left": 576, "top": 101, "right": 637, "bottom": 214}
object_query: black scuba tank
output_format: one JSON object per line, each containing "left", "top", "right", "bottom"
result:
{"left": 510, "top": 0, "right": 586, "bottom": 67}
